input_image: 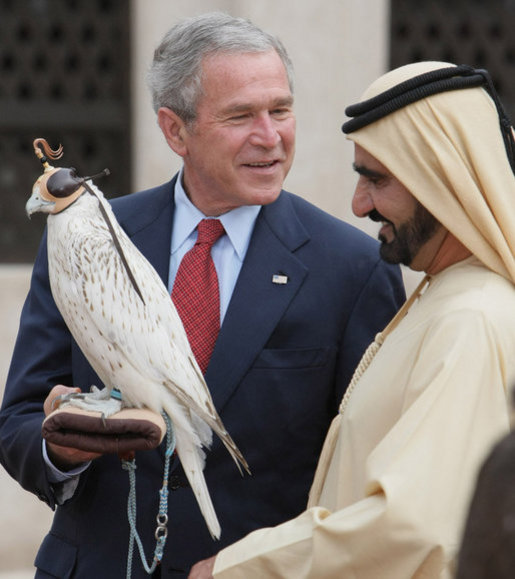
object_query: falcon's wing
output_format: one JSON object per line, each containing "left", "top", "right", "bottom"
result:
{"left": 52, "top": 208, "right": 219, "bottom": 420}
{"left": 49, "top": 195, "right": 248, "bottom": 472}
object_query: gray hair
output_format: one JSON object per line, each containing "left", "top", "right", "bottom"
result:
{"left": 146, "top": 12, "right": 295, "bottom": 124}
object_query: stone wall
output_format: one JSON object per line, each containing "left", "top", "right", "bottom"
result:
{"left": 0, "top": 266, "right": 53, "bottom": 576}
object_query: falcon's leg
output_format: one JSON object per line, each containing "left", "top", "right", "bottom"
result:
{"left": 53, "top": 385, "right": 123, "bottom": 417}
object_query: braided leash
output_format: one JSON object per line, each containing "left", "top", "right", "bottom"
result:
{"left": 122, "top": 413, "right": 175, "bottom": 578}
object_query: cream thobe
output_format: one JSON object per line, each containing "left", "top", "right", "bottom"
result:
{"left": 214, "top": 258, "right": 514, "bottom": 578}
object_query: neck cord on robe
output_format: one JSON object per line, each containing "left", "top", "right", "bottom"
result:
{"left": 340, "top": 230, "right": 472, "bottom": 415}
{"left": 339, "top": 273, "right": 431, "bottom": 415}
{"left": 309, "top": 273, "right": 431, "bottom": 505}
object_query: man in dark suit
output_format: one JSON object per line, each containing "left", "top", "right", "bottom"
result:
{"left": 0, "top": 12, "right": 404, "bottom": 578}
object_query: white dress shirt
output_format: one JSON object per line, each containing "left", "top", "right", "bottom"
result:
{"left": 170, "top": 170, "right": 261, "bottom": 323}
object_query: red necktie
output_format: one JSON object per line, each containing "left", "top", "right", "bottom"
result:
{"left": 172, "top": 219, "right": 225, "bottom": 374}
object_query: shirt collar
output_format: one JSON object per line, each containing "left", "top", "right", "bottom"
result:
{"left": 171, "top": 168, "right": 261, "bottom": 261}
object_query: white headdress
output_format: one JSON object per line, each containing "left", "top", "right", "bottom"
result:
{"left": 343, "top": 62, "right": 515, "bottom": 283}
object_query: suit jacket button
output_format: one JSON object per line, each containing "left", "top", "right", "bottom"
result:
{"left": 170, "top": 475, "right": 181, "bottom": 491}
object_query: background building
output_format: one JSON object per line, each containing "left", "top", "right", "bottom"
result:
{"left": 1, "top": 0, "right": 515, "bottom": 575}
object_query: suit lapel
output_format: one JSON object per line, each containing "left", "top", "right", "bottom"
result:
{"left": 117, "top": 184, "right": 310, "bottom": 412}
{"left": 206, "top": 192, "right": 310, "bottom": 411}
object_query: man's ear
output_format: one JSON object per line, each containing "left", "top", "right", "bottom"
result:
{"left": 157, "top": 107, "right": 188, "bottom": 157}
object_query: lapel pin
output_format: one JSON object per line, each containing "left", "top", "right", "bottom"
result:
{"left": 272, "top": 274, "right": 289, "bottom": 285}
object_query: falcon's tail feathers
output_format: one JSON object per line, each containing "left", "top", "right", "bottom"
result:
{"left": 217, "top": 431, "right": 250, "bottom": 476}
{"left": 174, "top": 427, "right": 221, "bottom": 540}
{"left": 190, "top": 407, "right": 250, "bottom": 476}
{"left": 170, "top": 385, "right": 251, "bottom": 476}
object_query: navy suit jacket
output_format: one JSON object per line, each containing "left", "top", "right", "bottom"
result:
{"left": 0, "top": 177, "right": 405, "bottom": 578}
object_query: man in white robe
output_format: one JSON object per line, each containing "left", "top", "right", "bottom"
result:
{"left": 189, "top": 61, "right": 515, "bottom": 578}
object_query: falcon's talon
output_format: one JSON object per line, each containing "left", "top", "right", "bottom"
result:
{"left": 51, "top": 392, "right": 86, "bottom": 410}
{"left": 56, "top": 388, "right": 123, "bottom": 417}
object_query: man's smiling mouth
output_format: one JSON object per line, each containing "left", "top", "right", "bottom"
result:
{"left": 245, "top": 161, "right": 277, "bottom": 167}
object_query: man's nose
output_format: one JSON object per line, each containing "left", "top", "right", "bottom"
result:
{"left": 352, "top": 183, "right": 374, "bottom": 218}
{"left": 249, "top": 114, "right": 281, "bottom": 148}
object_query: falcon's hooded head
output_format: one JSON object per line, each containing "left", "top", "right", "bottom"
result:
{"left": 27, "top": 166, "right": 87, "bottom": 216}
{"left": 27, "top": 138, "right": 110, "bottom": 216}
{"left": 26, "top": 139, "right": 87, "bottom": 216}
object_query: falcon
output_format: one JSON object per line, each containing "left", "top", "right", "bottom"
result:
{"left": 26, "top": 138, "right": 249, "bottom": 540}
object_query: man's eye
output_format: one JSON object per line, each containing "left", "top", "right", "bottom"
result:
{"left": 368, "top": 176, "right": 386, "bottom": 187}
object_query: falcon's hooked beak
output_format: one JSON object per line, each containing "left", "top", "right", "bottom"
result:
{"left": 26, "top": 183, "right": 55, "bottom": 217}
